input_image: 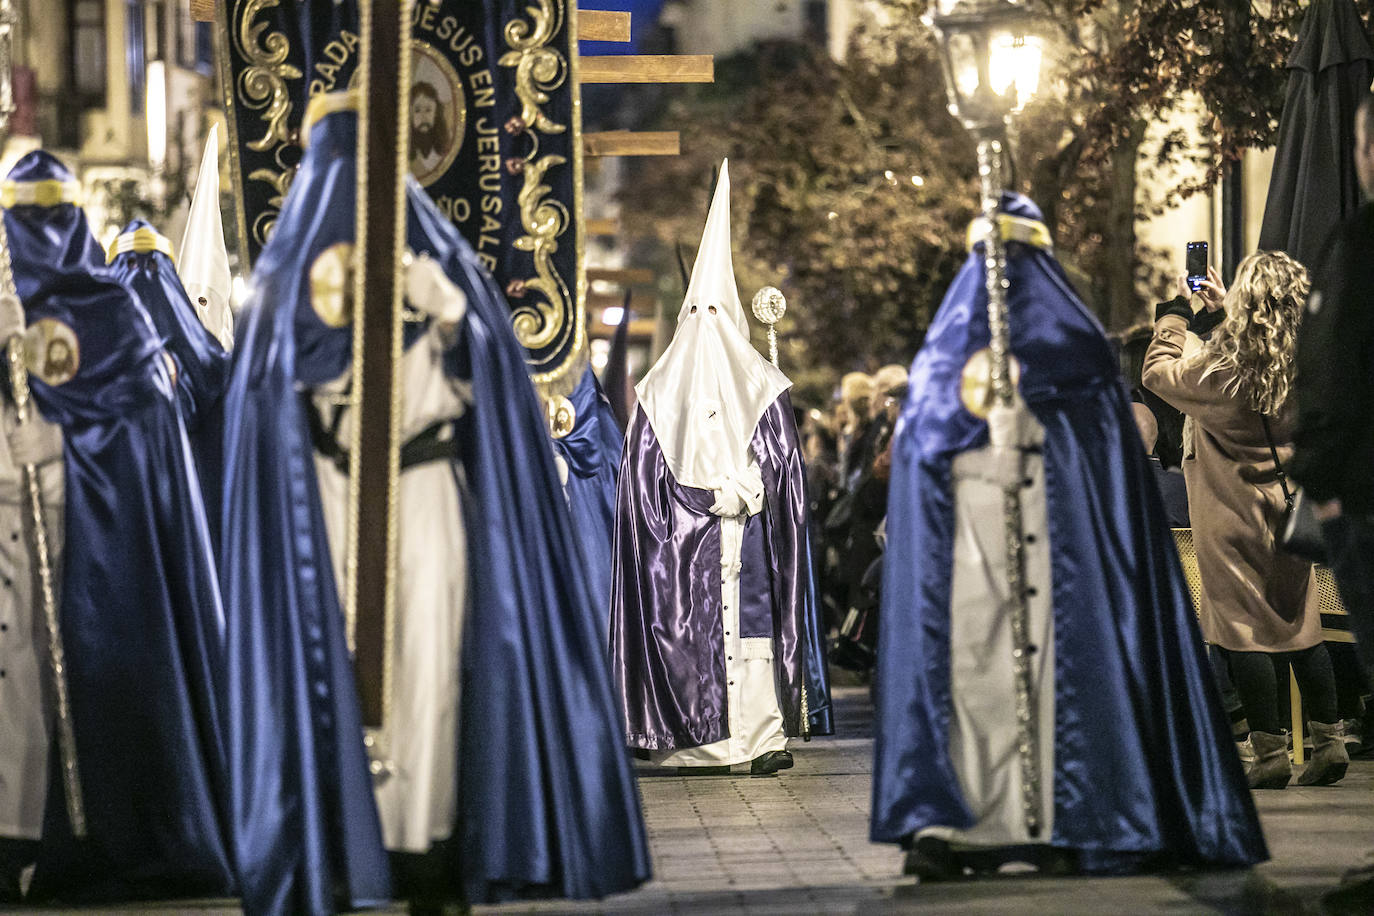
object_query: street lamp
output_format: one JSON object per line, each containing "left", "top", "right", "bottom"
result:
{"left": 931, "top": 0, "right": 1047, "bottom": 841}
{"left": 930, "top": 0, "right": 1043, "bottom": 133}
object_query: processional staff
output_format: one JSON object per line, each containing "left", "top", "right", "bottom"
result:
{"left": 750, "top": 283, "right": 812, "bottom": 737}
{"left": 0, "top": 0, "right": 86, "bottom": 836}
{"left": 931, "top": 0, "right": 1044, "bottom": 839}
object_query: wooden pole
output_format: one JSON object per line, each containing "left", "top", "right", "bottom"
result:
{"left": 348, "top": 0, "right": 409, "bottom": 729}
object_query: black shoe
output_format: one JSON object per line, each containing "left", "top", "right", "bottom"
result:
{"left": 902, "top": 837, "right": 961, "bottom": 882}
{"left": 750, "top": 750, "right": 794, "bottom": 776}
{"left": 677, "top": 764, "right": 732, "bottom": 776}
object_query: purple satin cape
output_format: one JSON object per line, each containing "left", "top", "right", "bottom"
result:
{"left": 610, "top": 392, "right": 832, "bottom": 749}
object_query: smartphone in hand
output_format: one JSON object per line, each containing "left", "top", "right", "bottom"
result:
{"left": 1186, "top": 241, "right": 1208, "bottom": 292}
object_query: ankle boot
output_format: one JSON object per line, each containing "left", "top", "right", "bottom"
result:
{"left": 1298, "top": 720, "right": 1349, "bottom": 786}
{"left": 1236, "top": 735, "right": 1257, "bottom": 770}
{"left": 1244, "top": 731, "right": 1291, "bottom": 789}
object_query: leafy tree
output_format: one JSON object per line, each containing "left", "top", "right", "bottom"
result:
{"left": 1018, "top": 0, "right": 1306, "bottom": 329}
{"left": 620, "top": 21, "right": 978, "bottom": 404}
{"left": 618, "top": 0, "right": 1311, "bottom": 399}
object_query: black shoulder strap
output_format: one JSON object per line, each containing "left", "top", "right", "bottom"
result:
{"left": 1259, "top": 414, "right": 1294, "bottom": 509}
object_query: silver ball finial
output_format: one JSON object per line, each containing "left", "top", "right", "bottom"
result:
{"left": 751, "top": 286, "right": 787, "bottom": 325}
{"left": 751, "top": 286, "right": 787, "bottom": 368}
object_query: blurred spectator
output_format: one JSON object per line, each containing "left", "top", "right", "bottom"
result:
{"left": 1144, "top": 253, "right": 1347, "bottom": 790}
{"left": 1120, "top": 327, "right": 1186, "bottom": 469}
{"left": 836, "top": 372, "right": 874, "bottom": 483}
{"left": 830, "top": 367, "right": 907, "bottom": 673}
{"left": 1291, "top": 93, "right": 1374, "bottom": 916}
{"left": 1132, "top": 402, "right": 1190, "bottom": 527}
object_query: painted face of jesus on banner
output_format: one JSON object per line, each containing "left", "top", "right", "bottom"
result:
{"left": 409, "top": 44, "right": 466, "bottom": 187}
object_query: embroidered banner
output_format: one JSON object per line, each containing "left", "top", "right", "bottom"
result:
{"left": 214, "top": 0, "right": 353, "bottom": 265}
{"left": 217, "top": 0, "right": 586, "bottom": 395}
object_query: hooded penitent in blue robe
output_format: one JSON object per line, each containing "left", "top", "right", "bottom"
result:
{"left": 219, "top": 97, "right": 648, "bottom": 914}
{"left": 2, "top": 152, "right": 234, "bottom": 901}
{"left": 870, "top": 193, "right": 1266, "bottom": 872}
{"left": 107, "top": 220, "right": 230, "bottom": 528}
{"left": 552, "top": 366, "right": 623, "bottom": 626}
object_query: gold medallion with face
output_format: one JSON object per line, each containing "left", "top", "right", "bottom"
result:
{"left": 410, "top": 42, "right": 467, "bottom": 188}
{"left": 23, "top": 317, "right": 80, "bottom": 387}
{"left": 547, "top": 395, "right": 576, "bottom": 439}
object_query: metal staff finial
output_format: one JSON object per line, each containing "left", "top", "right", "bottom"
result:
{"left": 751, "top": 286, "right": 786, "bottom": 368}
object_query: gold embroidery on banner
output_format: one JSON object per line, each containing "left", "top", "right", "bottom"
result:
{"left": 234, "top": 0, "right": 302, "bottom": 151}
{"left": 246, "top": 165, "right": 293, "bottom": 245}
{"left": 499, "top": 0, "right": 580, "bottom": 382}
{"left": 499, "top": 0, "right": 568, "bottom": 135}
{"left": 510, "top": 153, "right": 573, "bottom": 352}
{"left": 233, "top": 0, "right": 302, "bottom": 249}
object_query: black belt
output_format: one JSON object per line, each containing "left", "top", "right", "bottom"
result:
{"left": 303, "top": 395, "right": 460, "bottom": 474}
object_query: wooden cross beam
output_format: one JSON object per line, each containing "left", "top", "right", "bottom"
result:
{"left": 578, "top": 9, "right": 631, "bottom": 42}
{"left": 587, "top": 267, "right": 656, "bottom": 285}
{"left": 579, "top": 54, "right": 714, "bottom": 84}
{"left": 584, "top": 130, "right": 679, "bottom": 158}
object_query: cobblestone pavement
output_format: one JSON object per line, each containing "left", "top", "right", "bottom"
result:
{"left": 18, "top": 686, "right": 1374, "bottom": 914}
{"left": 481, "top": 686, "right": 1374, "bottom": 916}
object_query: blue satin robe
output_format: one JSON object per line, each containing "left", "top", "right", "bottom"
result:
{"left": 2, "top": 232, "right": 234, "bottom": 898}
{"left": 552, "top": 367, "right": 623, "bottom": 629}
{"left": 220, "top": 106, "right": 649, "bottom": 913}
{"left": 871, "top": 193, "right": 1267, "bottom": 872}
{"left": 611, "top": 393, "right": 833, "bottom": 749}
{"left": 108, "top": 219, "right": 230, "bottom": 534}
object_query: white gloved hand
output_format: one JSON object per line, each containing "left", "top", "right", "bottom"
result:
{"left": 554, "top": 452, "right": 570, "bottom": 489}
{"left": 9, "top": 416, "right": 62, "bottom": 468}
{"left": 709, "top": 466, "right": 765, "bottom": 518}
{"left": 405, "top": 252, "right": 467, "bottom": 329}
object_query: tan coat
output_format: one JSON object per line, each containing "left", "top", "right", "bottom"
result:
{"left": 1143, "top": 314, "right": 1320, "bottom": 652}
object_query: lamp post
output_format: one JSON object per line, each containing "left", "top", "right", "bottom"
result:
{"left": 930, "top": 0, "right": 1045, "bottom": 840}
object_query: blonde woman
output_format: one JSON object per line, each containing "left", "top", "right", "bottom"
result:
{"left": 1144, "top": 252, "right": 1346, "bottom": 789}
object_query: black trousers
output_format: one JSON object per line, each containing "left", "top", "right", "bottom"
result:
{"left": 1324, "top": 513, "right": 1374, "bottom": 674}
{"left": 1221, "top": 645, "right": 1339, "bottom": 735}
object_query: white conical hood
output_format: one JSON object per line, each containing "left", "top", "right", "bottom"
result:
{"left": 635, "top": 160, "right": 790, "bottom": 489}
{"left": 678, "top": 160, "right": 749, "bottom": 337}
{"left": 178, "top": 124, "right": 234, "bottom": 349}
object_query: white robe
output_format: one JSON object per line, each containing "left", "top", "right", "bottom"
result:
{"left": 650, "top": 455, "right": 788, "bottom": 768}
{"left": 315, "top": 323, "right": 469, "bottom": 853}
{"left": 923, "top": 406, "right": 1056, "bottom": 846}
{"left": 0, "top": 406, "right": 64, "bottom": 841}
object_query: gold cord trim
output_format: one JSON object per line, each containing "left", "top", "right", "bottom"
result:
{"left": 107, "top": 226, "right": 174, "bottom": 263}
{"left": 1, "top": 179, "right": 82, "bottom": 208}
{"left": 302, "top": 89, "right": 362, "bottom": 145}
{"left": 965, "top": 213, "right": 1052, "bottom": 253}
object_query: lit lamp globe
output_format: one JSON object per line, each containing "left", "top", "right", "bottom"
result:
{"left": 750, "top": 286, "right": 787, "bottom": 368}
{"left": 929, "top": 0, "right": 1044, "bottom": 133}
